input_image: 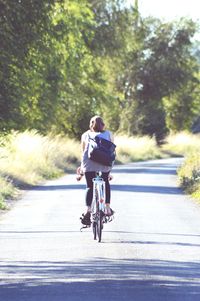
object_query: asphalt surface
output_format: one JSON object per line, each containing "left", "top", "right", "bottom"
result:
{"left": 0, "top": 157, "right": 200, "bottom": 301}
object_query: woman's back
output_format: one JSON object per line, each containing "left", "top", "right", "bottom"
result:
{"left": 81, "top": 129, "right": 112, "bottom": 173}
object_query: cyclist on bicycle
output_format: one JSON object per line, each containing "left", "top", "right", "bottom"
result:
{"left": 77, "top": 115, "right": 114, "bottom": 225}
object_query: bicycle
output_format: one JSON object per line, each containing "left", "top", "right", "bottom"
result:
{"left": 91, "top": 172, "right": 106, "bottom": 242}
{"left": 80, "top": 172, "right": 114, "bottom": 242}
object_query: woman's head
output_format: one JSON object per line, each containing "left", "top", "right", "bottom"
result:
{"left": 89, "top": 115, "right": 105, "bottom": 132}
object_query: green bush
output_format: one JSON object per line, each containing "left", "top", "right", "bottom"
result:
{"left": 0, "top": 176, "right": 18, "bottom": 209}
{"left": 164, "top": 132, "right": 200, "bottom": 202}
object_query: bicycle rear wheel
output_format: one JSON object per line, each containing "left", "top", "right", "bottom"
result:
{"left": 97, "top": 210, "right": 104, "bottom": 242}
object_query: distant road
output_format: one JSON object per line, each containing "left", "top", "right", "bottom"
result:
{"left": 0, "top": 158, "right": 200, "bottom": 301}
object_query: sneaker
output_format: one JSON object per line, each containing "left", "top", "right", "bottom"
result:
{"left": 105, "top": 207, "right": 114, "bottom": 216}
{"left": 80, "top": 212, "right": 91, "bottom": 226}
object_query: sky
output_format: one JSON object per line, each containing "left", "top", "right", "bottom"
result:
{"left": 126, "top": 0, "right": 200, "bottom": 21}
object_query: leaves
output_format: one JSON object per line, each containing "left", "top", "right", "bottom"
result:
{"left": 0, "top": 0, "right": 199, "bottom": 140}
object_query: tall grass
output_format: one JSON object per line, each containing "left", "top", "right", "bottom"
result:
{"left": 0, "top": 130, "right": 80, "bottom": 208}
{"left": 0, "top": 130, "right": 81, "bottom": 184}
{"left": 2, "top": 130, "right": 199, "bottom": 208}
{"left": 163, "top": 132, "right": 200, "bottom": 202}
{"left": 115, "top": 135, "right": 162, "bottom": 163}
{"left": 163, "top": 131, "right": 200, "bottom": 155}
{"left": 0, "top": 177, "right": 18, "bottom": 209}
{"left": 0, "top": 131, "right": 163, "bottom": 208}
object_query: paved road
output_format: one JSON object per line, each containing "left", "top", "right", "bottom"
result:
{"left": 0, "top": 158, "right": 200, "bottom": 301}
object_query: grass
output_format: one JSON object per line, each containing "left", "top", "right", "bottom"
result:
{"left": 162, "top": 131, "right": 200, "bottom": 156}
{"left": 0, "top": 131, "right": 162, "bottom": 208}
{"left": 115, "top": 135, "right": 163, "bottom": 163}
{"left": 0, "top": 130, "right": 81, "bottom": 208}
{"left": 0, "top": 176, "right": 18, "bottom": 209}
{"left": 1, "top": 130, "right": 199, "bottom": 208}
{"left": 0, "top": 130, "right": 81, "bottom": 184}
{"left": 163, "top": 131, "right": 200, "bottom": 202}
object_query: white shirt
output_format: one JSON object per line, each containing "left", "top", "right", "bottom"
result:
{"left": 81, "top": 130, "right": 113, "bottom": 172}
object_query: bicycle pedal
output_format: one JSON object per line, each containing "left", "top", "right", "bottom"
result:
{"left": 103, "top": 216, "right": 109, "bottom": 223}
{"left": 105, "top": 215, "right": 114, "bottom": 223}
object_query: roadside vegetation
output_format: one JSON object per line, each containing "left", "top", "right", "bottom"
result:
{"left": 1, "top": 1, "right": 199, "bottom": 142}
{"left": 0, "top": 1, "right": 200, "bottom": 208}
{"left": 1, "top": 131, "right": 200, "bottom": 209}
{"left": 163, "top": 132, "right": 200, "bottom": 202}
{"left": 0, "top": 131, "right": 80, "bottom": 209}
{"left": 115, "top": 135, "right": 162, "bottom": 163}
{"left": 0, "top": 131, "right": 162, "bottom": 209}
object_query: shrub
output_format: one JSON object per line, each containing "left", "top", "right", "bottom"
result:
{"left": 165, "top": 132, "right": 200, "bottom": 202}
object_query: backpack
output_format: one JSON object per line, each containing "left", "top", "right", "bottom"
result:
{"left": 88, "top": 135, "right": 116, "bottom": 167}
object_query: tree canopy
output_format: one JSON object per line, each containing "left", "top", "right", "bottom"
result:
{"left": 0, "top": 0, "right": 199, "bottom": 140}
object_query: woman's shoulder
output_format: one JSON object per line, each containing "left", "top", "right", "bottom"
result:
{"left": 81, "top": 130, "right": 92, "bottom": 142}
{"left": 100, "top": 130, "right": 113, "bottom": 141}
{"left": 82, "top": 129, "right": 113, "bottom": 142}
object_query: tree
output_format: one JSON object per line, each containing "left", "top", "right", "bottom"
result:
{"left": 163, "top": 74, "right": 200, "bottom": 132}
{"left": 0, "top": 0, "right": 55, "bottom": 131}
{"left": 0, "top": 0, "right": 110, "bottom": 138}
{"left": 119, "top": 17, "right": 199, "bottom": 140}
{"left": 1, "top": 0, "right": 199, "bottom": 140}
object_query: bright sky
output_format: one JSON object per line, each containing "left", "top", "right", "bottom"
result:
{"left": 126, "top": 0, "right": 200, "bottom": 21}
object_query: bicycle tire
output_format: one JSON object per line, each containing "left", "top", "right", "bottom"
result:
{"left": 93, "top": 221, "right": 97, "bottom": 240}
{"left": 97, "top": 210, "right": 103, "bottom": 242}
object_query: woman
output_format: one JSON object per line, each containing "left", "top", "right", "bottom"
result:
{"left": 77, "top": 115, "right": 114, "bottom": 225}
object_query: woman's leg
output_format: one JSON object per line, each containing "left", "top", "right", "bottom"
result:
{"left": 85, "top": 172, "right": 96, "bottom": 209}
{"left": 102, "top": 172, "right": 110, "bottom": 204}
{"left": 102, "top": 172, "right": 114, "bottom": 215}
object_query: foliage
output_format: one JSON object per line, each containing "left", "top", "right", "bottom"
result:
{"left": 0, "top": 130, "right": 163, "bottom": 206}
{"left": 163, "top": 73, "right": 200, "bottom": 132}
{"left": 0, "top": 176, "right": 17, "bottom": 210}
{"left": 0, "top": 0, "right": 200, "bottom": 140}
{"left": 178, "top": 151, "right": 200, "bottom": 202}
{"left": 163, "top": 132, "right": 200, "bottom": 201}
{"left": 0, "top": 0, "right": 55, "bottom": 130}
{"left": 178, "top": 152, "right": 200, "bottom": 190}
{"left": 118, "top": 17, "right": 199, "bottom": 140}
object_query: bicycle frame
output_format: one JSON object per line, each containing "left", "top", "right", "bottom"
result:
{"left": 92, "top": 175, "right": 105, "bottom": 210}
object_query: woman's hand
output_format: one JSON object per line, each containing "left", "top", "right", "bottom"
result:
{"left": 108, "top": 174, "right": 113, "bottom": 181}
{"left": 76, "top": 166, "right": 84, "bottom": 181}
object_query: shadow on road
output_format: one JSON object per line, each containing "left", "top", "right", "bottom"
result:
{"left": 112, "top": 167, "right": 177, "bottom": 175}
{"left": 111, "top": 184, "right": 183, "bottom": 195}
{"left": 108, "top": 240, "right": 200, "bottom": 248}
{"left": 28, "top": 184, "right": 182, "bottom": 195}
{"left": 0, "top": 258, "right": 200, "bottom": 301}
{"left": 29, "top": 184, "right": 86, "bottom": 191}
{"left": 112, "top": 160, "right": 183, "bottom": 175}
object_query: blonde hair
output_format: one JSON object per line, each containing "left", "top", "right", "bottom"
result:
{"left": 89, "top": 115, "right": 105, "bottom": 132}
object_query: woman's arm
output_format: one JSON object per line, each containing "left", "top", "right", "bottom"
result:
{"left": 81, "top": 140, "right": 86, "bottom": 152}
{"left": 76, "top": 133, "right": 86, "bottom": 181}
{"left": 81, "top": 132, "right": 87, "bottom": 152}
{"left": 109, "top": 131, "right": 114, "bottom": 143}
